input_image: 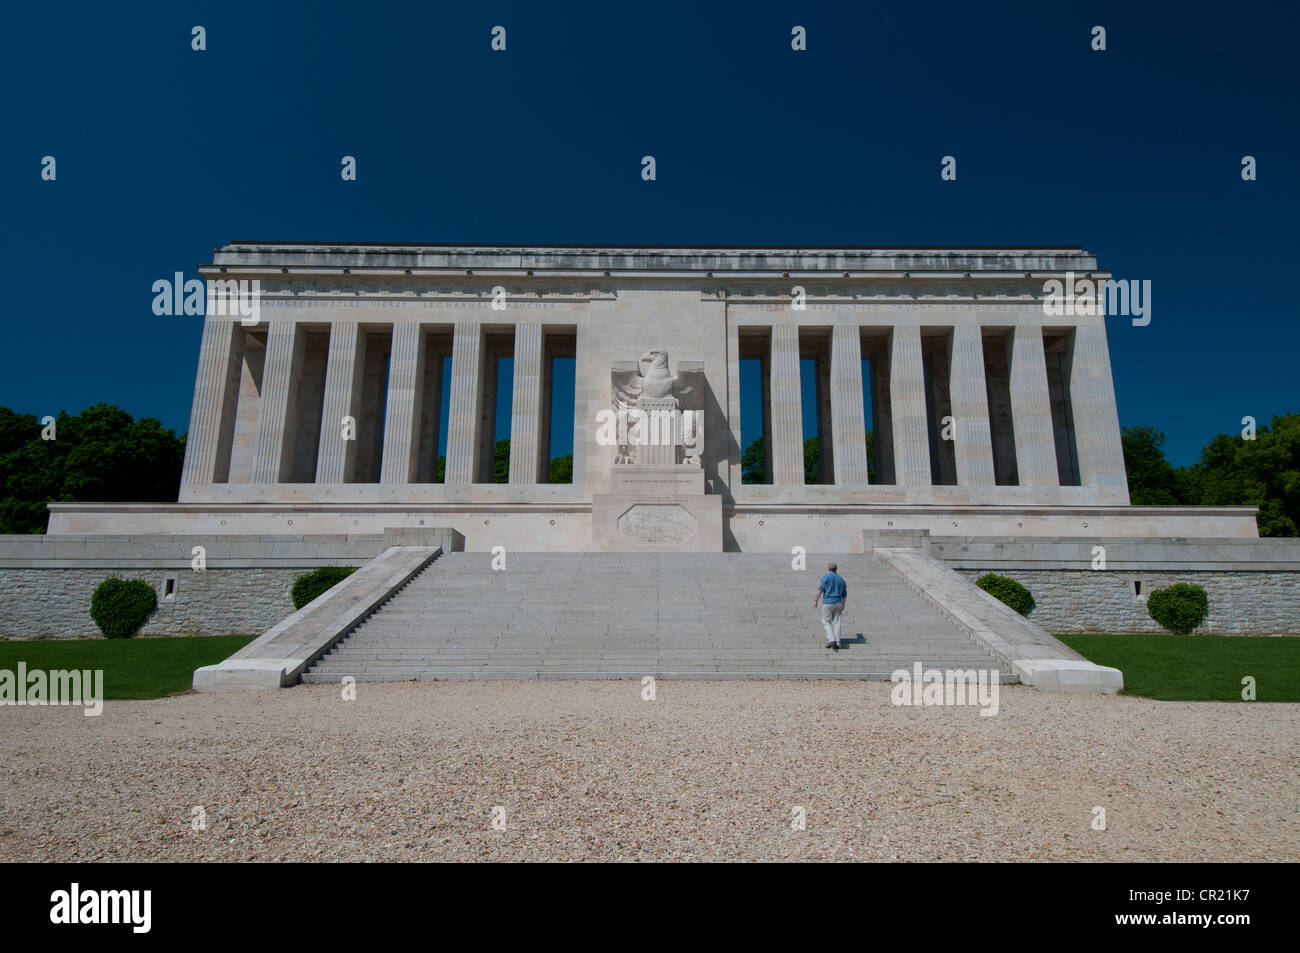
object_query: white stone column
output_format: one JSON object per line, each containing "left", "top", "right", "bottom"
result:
{"left": 769, "top": 324, "right": 804, "bottom": 486}
{"left": 181, "top": 319, "right": 241, "bottom": 486}
{"left": 1008, "top": 325, "right": 1059, "bottom": 487}
{"left": 889, "top": 324, "right": 932, "bottom": 486}
{"left": 726, "top": 321, "right": 743, "bottom": 493}
{"left": 380, "top": 322, "right": 426, "bottom": 484}
{"left": 251, "top": 320, "right": 301, "bottom": 484}
{"left": 444, "top": 321, "right": 482, "bottom": 485}
{"left": 315, "top": 321, "right": 365, "bottom": 483}
{"left": 949, "top": 324, "right": 997, "bottom": 488}
{"left": 570, "top": 317, "right": 592, "bottom": 492}
{"left": 1070, "top": 323, "right": 1130, "bottom": 502}
{"left": 830, "top": 323, "right": 870, "bottom": 487}
{"left": 509, "top": 323, "right": 543, "bottom": 485}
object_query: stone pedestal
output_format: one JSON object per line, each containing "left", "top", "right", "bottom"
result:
{"left": 592, "top": 464, "right": 722, "bottom": 551}
{"left": 632, "top": 398, "right": 681, "bottom": 466}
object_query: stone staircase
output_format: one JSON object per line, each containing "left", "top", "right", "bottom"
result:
{"left": 301, "top": 552, "right": 1012, "bottom": 681}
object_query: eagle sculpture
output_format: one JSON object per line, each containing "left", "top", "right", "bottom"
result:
{"left": 611, "top": 350, "right": 692, "bottom": 404}
{"left": 610, "top": 350, "right": 704, "bottom": 466}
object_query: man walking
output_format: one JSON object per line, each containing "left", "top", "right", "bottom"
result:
{"left": 813, "top": 561, "right": 847, "bottom": 650}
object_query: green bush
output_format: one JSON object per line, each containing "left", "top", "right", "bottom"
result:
{"left": 975, "top": 573, "right": 1036, "bottom": 616}
{"left": 291, "top": 566, "right": 357, "bottom": 610}
{"left": 89, "top": 577, "right": 158, "bottom": 638}
{"left": 1146, "top": 583, "right": 1209, "bottom": 634}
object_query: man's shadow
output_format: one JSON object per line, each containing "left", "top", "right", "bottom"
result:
{"left": 837, "top": 633, "right": 867, "bottom": 647}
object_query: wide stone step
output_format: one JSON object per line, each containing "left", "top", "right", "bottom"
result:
{"left": 304, "top": 671, "right": 1018, "bottom": 683}
{"left": 301, "top": 552, "right": 1008, "bottom": 682}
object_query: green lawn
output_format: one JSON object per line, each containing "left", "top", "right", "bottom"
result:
{"left": 0, "top": 635, "right": 255, "bottom": 700}
{"left": 5, "top": 632, "right": 1296, "bottom": 703}
{"left": 1056, "top": 633, "right": 1300, "bottom": 701}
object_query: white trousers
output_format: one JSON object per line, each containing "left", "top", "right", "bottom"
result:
{"left": 821, "top": 602, "right": 843, "bottom": 643}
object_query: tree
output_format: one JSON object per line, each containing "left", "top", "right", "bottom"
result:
{"left": 1122, "top": 415, "right": 1299, "bottom": 536}
{"left": 804, "top": 437, "right": 820, "bottom": 484}
{"left": 1184, "top": 415, "right": 1299, "bottom": 537}
{"left": 741, "top": 437, "right": 766, "bottom": 484}
{"left": 0, "top": 404, "right": 184, "bottom": 534}
{"left": 1121, "top": 425, "right": 1181, "bottom": 505}
{"left": 742, "top": 436, "right": 831, "bottom": 484}
{"left": 492, "top": 438, "right": 510, "bottom": 484}
{"left": 865, "top": 429, "right": 876, "bottom": 483}
{"left": 548, "top": 454, "right": 573, "bottom": 484}
{"left": 432, "top": 448, "right": 570, "bottom": 484}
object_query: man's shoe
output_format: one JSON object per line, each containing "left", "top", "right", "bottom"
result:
{"left": 825, "top": 642, "right": 834, "bottom": 649}
{"left": 835, "top": 641, "right": 842, "bottom": 650}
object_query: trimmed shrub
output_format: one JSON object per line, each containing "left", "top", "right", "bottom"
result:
{"left": 1146, "top": 583, "right": 1209, "bottom": 634}
{"left": 291, "top": 566, "right": 357, "bottom": 610}
{"left": 975, "top": 573, "right": 1036, "bottom": 617}
{"left": 89, "top": 577, "right": 158, "bottom": 638}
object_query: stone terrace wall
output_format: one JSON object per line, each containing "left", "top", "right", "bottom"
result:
{"left": 0, "top": 568, "right": 300, "bottom": 639}
{"left": 0, "top": 529, "right": 460, "bottom": 639}
{"left": 955, "top": 569, "right": 1300, "bottom": 635}
{"left": 867, "top": 534, "right": 1300, "bottom": 636}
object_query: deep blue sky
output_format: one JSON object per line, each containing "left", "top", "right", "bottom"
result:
{"left": 3, "top": 0, "right": 1296, "bottom": 466}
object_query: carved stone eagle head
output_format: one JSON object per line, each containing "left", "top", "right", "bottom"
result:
{"left": 638, "top": 350, "right": 676, "bottom": 397}
{"left": 639, "top": 350, "right": 670, "bottom": 376}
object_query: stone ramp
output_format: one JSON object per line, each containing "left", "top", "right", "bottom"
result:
{"left": 874, "top": 547, "right": 1122, "bottom": 692}
{"left": 194, "top": 546, "right": 440, "bottom": 690}
{"left": 301, "top": 552, "right": 1012, "bottom": 682}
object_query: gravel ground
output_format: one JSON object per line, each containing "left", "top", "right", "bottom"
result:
{"left": 1, "top": 681, "right": 1296, "bottom": 862}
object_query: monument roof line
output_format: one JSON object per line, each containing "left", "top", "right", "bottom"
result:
{"left": 197, "top": 265, "right": 1113, "bottom": 281}
{"left": 208, "top": 242, "right": 1101, "bottom": 276}
{"left": 223, "top": 240, "right": 1091, "bottom": 250}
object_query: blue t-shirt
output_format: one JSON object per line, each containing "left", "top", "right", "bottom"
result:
{"left": 818, "top": 572, "right": 847, "bottom": 605}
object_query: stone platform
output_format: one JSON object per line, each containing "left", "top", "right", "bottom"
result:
{"left": 44, "top": 501, "right": 1261, "bottom": 551}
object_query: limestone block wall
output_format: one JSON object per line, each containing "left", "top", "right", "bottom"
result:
{"left": 0, "top": 529, "right": 461, "bottom": 639}
{"left": 956, "top": 569, "right": 1300, "bottom": 636}
{"left": 0, "top": 568, "right": 301, "bottom": 639}
{"left": 3, "top": 561, "right": 1296, "bottom": 639}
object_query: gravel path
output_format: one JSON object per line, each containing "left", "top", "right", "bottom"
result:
{"left": 2, "top": 681, "right": 1296, "bottom": 862}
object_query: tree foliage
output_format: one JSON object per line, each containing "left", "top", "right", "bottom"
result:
{"left": 1121, "top": 425, "right": 1182, "bottom": 505}
{"left": 741, "top": 437, "right": 766, "bottom": 484}
{"left": 0, "top": 404, "right": 184, "bottom": 534}
{"left": 739, "top": 436, "right": 823, "bottom": 483}
{"left": 548, "top": 454, "right": 573, "bottom": 484}
{"left": 739, "top": 430, "right": 873, "bottom": 486}
{"left": 804, "top": 437, "right": 820, "bottom": 484}
{"left": 433, "top": 449, "right": 571, "bottom": 483}
{"left": 492, "top": 438, "right": 510, "bottom": 484}
{"left": 1122, "top": 416, "right": 1299, "bottom": 536}
{"left": 291, "top": 566, "right": 357, "bottom": 610}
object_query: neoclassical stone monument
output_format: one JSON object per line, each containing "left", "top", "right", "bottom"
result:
{"left": 49, "top": 242, "right": 1257, "bottom": 549}
{"left": 10, "top": 242, "right": 1296, "bottom": 671}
